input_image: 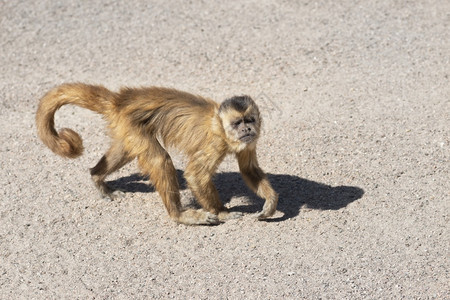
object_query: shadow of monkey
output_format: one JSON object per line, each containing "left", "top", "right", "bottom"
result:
{"left": 108, "top": 170, "right": 365, "bottom": 222}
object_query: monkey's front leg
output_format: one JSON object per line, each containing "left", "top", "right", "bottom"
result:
{"left": 138, "top": 145, "right": 219, "bottom": 226}
{"left": 253, "top": 177, "right": 278, "bottom": 220}
{"left": 184, "top": 162, "right": 243, "bottom": 222}
{"left": 237, "top": 150, "right": 279, "bottom": 219}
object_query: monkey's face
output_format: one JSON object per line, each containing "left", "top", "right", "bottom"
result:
{"left": 230, "top": 116, "right": 258, "bottom": 143}
{"left": 218, "top": 96, "right": 261, "bottom": 151}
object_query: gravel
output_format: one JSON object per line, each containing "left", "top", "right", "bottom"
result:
{"left": 1, "top": 0, "right": 448, "bottom": 298}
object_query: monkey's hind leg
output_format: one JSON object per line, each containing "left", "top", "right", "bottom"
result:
{"left": 138, "top": 140, "right": 220, "bottom": 226}
{"left": 90, "top": 142, "right": 133, "bottom": 200}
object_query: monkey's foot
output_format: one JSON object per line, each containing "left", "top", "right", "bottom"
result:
{"left": 218, "top": 210, "right": 244, "bottom": 221}
{"left": 96, "top": 183, "right": 125, "bottom": 201}
{"left": 101, "top": 190, "right": 126, "bottom": 201}
{"left": 176, "top": 209, "right": 220, "bottom": 225}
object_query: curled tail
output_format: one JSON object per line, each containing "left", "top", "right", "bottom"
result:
{"left": 36, "top": 83, "right": 116, "bottom": 158}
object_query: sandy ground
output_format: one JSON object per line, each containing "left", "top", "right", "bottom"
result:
{"left": 1, "top": 0, "right": 449, "bottom": 298}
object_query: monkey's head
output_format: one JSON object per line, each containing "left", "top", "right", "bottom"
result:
{"left": 218, "top": 95, "right": 261, "bottom": 152}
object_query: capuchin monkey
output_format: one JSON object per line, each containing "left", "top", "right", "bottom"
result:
{"left": 36, "top": 83, "right": 278, "bottom": 225}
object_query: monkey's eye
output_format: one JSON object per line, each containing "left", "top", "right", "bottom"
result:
{"left": 232, "top": 120, "right": 242, "bottom": 127}
{"left": 244, "top": 117, "right": 255, "bottom": 123}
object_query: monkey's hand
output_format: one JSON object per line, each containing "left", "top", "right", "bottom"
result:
{"left": 218, "top": 210, "right": 244, "bottom": 221}
{"left": 255, "top": 211, "right": 272, "bottom": 220}
{"left": 177, "top": 209, "right": 220, "bottom": 225}
{"left": 255, "top": 194, "right": 278, "bottom": 220}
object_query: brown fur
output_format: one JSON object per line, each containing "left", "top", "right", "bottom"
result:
{"left": 36, "top": 83, "right": 278, "bottom": 225}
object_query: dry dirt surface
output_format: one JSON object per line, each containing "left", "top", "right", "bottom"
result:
{"left": 1, "top": 1, "right": 449, "bottom": 299}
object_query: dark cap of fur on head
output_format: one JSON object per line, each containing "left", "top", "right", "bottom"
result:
{"left": 219, "top": 95, "right": 254, "bottom": 114}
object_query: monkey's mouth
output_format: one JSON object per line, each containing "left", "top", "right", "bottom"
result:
{"left": 239, "top": 133, "right": 256, "bottom": 143}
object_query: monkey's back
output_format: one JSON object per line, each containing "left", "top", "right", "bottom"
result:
{"left": 110, "top": 87, "right": 224, "bottom": 156}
